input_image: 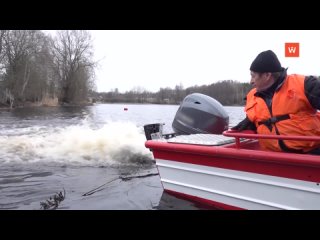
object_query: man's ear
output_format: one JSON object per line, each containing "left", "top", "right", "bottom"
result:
{"left": 266, "top": 72, "right": 272, "bottom": 79}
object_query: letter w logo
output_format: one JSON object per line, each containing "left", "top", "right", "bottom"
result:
{"left": 285, "top": 43, "right": 299, "bottom": 57}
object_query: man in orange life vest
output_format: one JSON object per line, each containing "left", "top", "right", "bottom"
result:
{"left": 232, "top": 50, "right": 320, "bottom": 155}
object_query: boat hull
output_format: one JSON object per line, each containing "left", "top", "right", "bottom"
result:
{"left": 157, "top": 159, "right": 320, "bottom": 210}
{"left": 146, "top": 136, "right": 320, "bottom": 210}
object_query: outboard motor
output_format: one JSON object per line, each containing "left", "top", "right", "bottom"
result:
{"left": 172, "top": 93, "right": 229, "bottom": 135}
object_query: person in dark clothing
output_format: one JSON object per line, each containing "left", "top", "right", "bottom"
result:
{"left": 232, "top": 50, "right": 320, "bottom": 155}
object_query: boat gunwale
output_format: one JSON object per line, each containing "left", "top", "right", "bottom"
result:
{"left": 145, "top": 139, "right": 320, "bottom": 168}
{"left": 223, "top": 130, "right": 320, "bottom": 141}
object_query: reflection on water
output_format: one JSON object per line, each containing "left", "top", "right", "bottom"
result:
{"left": 0, "top": 104, "right": 245, "bottom": 210}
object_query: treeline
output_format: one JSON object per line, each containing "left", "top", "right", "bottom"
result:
{"left": 0, "top": 30, "right": 96, "bottom": 108}
{"left": 0, "top": 30, "right": 251, "bottom": 108}
{"left": 92, "top": 80, "right": 252, "bottom": 106}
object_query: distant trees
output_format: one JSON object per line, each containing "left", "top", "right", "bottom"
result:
{"left": 0, "top": 30, "right": 96, "bottom": 108}
{"left": 96, "top": 80, "right": 252, "bottom": 106}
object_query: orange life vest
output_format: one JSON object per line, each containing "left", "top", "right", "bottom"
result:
{"left": 245, "top": 74, "right": 320, "bottom": 152}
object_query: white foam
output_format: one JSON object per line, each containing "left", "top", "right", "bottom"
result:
{"left": 0, "top": 121, "right": 153, "bottom": 166}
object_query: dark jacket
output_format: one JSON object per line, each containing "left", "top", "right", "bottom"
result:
{"left": 305, "top": 75, "right": 320, "bottom": 110}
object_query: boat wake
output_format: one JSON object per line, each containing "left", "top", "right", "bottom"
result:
{"left": 0, "top": 121, "right": 154, "bottom": 167}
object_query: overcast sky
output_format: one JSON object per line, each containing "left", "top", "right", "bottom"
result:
{"left": 90, "top": 30, "right": 320, "bottom": 93}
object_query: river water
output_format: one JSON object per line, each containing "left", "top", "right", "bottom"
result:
{"left": 0, "top": 104, "right": 245, "bottom": 210}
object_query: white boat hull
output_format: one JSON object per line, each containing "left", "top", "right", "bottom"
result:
{"left": 156, "top": 159, "right": 320, "bottom": 210}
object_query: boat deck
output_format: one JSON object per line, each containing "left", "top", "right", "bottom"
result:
{"left": 167, "top": 134, "right": 235, "bottom": 146}
{"left": 153, "top": 133, "right": 260, "bottom": 150}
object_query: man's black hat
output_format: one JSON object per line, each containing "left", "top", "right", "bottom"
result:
{"left": 250, "top": 50, "right": 282, "bottom": 73}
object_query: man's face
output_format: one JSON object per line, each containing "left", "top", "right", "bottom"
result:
{"left": 250, "top": 71, "right": 273, "bottom": 92}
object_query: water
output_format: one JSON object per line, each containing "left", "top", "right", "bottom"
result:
{"left": 0, "top": 104, "right": 245, "bottom": 210}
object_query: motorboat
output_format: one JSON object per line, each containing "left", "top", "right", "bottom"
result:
{"left": 144, "top": 93, "right": 320, "bottom": 210}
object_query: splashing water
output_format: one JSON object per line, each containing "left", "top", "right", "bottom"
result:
{"left": 0, "top": 121, "right": 153, "bottom": 167}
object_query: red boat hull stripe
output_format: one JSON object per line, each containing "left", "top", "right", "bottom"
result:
{"left": 146, "top": 141, "right": 320, "bottom": 182}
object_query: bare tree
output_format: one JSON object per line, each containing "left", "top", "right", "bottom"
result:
{"left": 2, "top": 31, "right": 58, "bottom": 105}
{"left": 23, "top": 32, "right": 57, "bottom": 103}
{"left": 1, "top": 30, "right": 40, "bottom": 105}
{"left": 51, "top": 30, "right": 96, "bottom": 104}
{"left": 0, "top": 30, "right": 7, "bottom": 64}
